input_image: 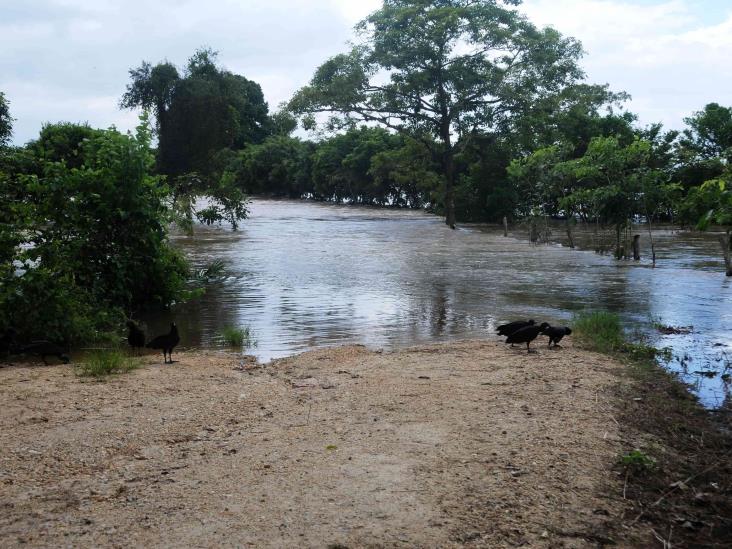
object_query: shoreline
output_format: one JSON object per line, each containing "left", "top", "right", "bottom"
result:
{"left": 1, "top": 339, "right": 729, "bottom": 547}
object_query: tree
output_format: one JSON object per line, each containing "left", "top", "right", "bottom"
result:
{"left": 681, "top": 103, "right": 732, "bottom": 160}
{"left": 0, "top": 92, "right": 13, "bottom": 147}
{"left": 682, "top": 173, "right": 732, "bottom": 276}
{"left": 121, "top": 48, "right": 270, "bottom": 177}
{"left": 290, "top": 0, "right": 586, "bottom": 228}
{"left": 556, "top": 137, "right": 674, "bottom": 260}
{"left": 1, "top": 117, "right": 191, "bottom": 343}
{"left": 234, "top": 135, "right": 313, "bottom": 198}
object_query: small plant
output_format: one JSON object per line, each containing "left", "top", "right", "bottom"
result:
{"left": 573, "top": 311, "right": 625, "bottom": 353}
{"left": 76, "top": 349, "right": 140, "bottom": 379}
{"left": 620, "top": 449, "right": 656, "bottom": 473}
{"left": 193, "top": 259, "right": 227, "bottom": 283}
{"left": 218, "top": 326, "right": 254, "bottom": 348}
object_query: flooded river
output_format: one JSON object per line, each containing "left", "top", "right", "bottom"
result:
{"left": 147, "top": 199, "right": 732, "bottom": 408}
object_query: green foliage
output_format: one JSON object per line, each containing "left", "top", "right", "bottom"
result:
{"left": 234, "top": 135, "right": 314, "bottom": 198}
{"left": 291, "top": 0, "right": 589, "bottom": 227}
{"left": 0, "top": 92, "right": 14, "bottom": 147}
{"left": 122, "top": 48, "right": 269, "bottom": 177}
{"left": 0, "top": 117, "right": 193, "bottom": 345}
{"left": 218, "top": 326, "right": 254, "bottom": 348}
{"left": 681, "top": 102, "right": 732, "bottom": 161}
{"left": 574, "top": 311, "right": 667, "bottom": 364}
{"left": 619, "top": 449, "right": 657, "bottom": 473}
{"left": 193, "top": 259, "right": 227, "bottom": 283}
{"left": 573, "top": 311, "right": 626, "bottom": 354}
{"left": 76, "top": 349, "right": 141, "bottom": 379}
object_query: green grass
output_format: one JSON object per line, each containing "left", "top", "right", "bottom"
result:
{"left": 218, "top": 325, "right": 255, "bottom": 348}
{"left": 573, "top": 311, "right": 670, "bottom": 377}
{"left": 573, "top": 311, "right": 626, "bottom": 353}
{"left": 75, "top": 349, "right": 141, "bottom": 379}
{"left": 619, "top": 449, "right": 656, "bottom": 472}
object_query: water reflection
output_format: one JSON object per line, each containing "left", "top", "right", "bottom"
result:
{"left": 144, "top": 199, "right": 732, "bottom": 408}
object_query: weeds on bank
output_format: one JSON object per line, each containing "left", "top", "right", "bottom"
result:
{"left": 575, "top": 311, "right": 732, "bottom": 547}
{"left": 218, "top": 326, "right": 255, "bottom": 349}
{"left": 573, "top": 311, "right": 670, "bottom": 371}
{"left": 619, "top": 449, "right": 656, "bottom": 473}
{"left": 75, "top": 349, "right": 141, "bottom": 379}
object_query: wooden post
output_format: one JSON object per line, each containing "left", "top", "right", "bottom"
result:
{"left": 530, "top": 219, "right": 539, "bottom": 243}
{"left": 632, "top": 235, "right": 641, "bottom": 261}
{"left": 721, "top": 229, "right": 732, "bottom": 277}
{"left": 566, "top": 227, "right": 575, "bottom": 249}
{"left": 503, "top": 216, "right": 508, "bottom": 237}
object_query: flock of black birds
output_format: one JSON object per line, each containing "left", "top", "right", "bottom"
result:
{"left": 496, "top": 319, "right": 572, "bottom": 353}
{"left": 1, "top": 317, "right": 566, "bottom": 365}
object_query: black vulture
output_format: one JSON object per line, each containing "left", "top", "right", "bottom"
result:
{"left": 505, "top": 322, "right": 550, "bottom": 353}
{"left": 146, "top": 323, "right": 180, "bottom": 364}
{"left": 496, "top": 319, "right": 535, "bottom": 337}
{"left": 544, "top": 326, "right": 572, "bottom": 348}
{"left": 1, "top": 328, "right": 17, "bottom": 359}
{"left": 126, "top": 321, "right": 146, "bottom": 352}
{"left": 18, "top": 341, "right": 70, "bottom": 365}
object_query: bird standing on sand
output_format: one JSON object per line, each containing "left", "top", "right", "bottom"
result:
{"left": 146, "top": 323, "right": 180, "bottom": 364}
{"left": 496, "top": 319, "right": 535, "bottom": 336}
{"left": 544, "top": 326, "right": 572, "bottom": 348}
{"left": 126, "top": 321, "right": 146, "bottom": 352}
{"left": 0, "top": 328, "right": 17, "bottom": 358}
{"left": 505, "top": 322, "right": 550, "bottom": 353}
{"left": 17, "top": 341, "right": 70, "bottom": 365}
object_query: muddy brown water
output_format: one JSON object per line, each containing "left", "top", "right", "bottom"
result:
{"left": 143, "top": 199, "right": 732, "bottom": 408}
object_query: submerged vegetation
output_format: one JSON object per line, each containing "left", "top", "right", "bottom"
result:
{"left": 218, "top": 326, "right": 254, "bottom": 349}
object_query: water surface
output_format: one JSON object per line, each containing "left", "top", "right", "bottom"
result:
{"left": 146, "top": 199, "right": 732, "bottom": 408}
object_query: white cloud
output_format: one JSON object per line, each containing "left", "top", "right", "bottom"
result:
{"left": 521, "top": 0, "right": 732, "bottom": 129}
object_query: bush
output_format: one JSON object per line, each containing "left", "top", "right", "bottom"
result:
{"left": 0, "top": 118, "right": 193, "bottom": 346}
{"left": 75, "top": 349, "right": 140, "bottom": 379}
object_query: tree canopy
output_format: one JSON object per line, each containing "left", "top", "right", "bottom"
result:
{"left": 290, "top": 0, "right": 592, "bottom": 227}
{"left": 0, "top": 92, "right": 13, "bottom": 147}
{"left": 121, "top": 48, "right": 270, "bottom": 177}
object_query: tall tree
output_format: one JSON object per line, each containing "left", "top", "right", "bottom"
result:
{"left": 121, "top": 48, "right": 269, "bottom": 177}
{"left": 290, "top": 0, "right": 586, "bottom": 228}
{"left": 681, "top": 103, "right": 732, "bottom": 160}
{"left": 0, "top": 92, "right": 13, "bottom": 147}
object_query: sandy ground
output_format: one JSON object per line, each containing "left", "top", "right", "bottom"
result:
{"left": 0, "top": 340, "right": 639, "bottom": 548}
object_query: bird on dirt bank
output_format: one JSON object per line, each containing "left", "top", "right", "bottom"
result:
{"left": 146, "top": 323, "right": 180, "bottom": 364}
{"left": 17, "top": 341, "right": 70, "bottom": 365}
{"left": 496, "top": 319, "right": 535, "bottom": 337}
{"left": 0, "top": 328, "right": 18, "bottom": 359}
{"left": 505, "top": 322, "right": 550, "bottom": 354}
{"left": 544, "top": 326, "right": 572, "bottom": 348}
{"left": 126, "top": 321, "right": 146, "bottom": 352}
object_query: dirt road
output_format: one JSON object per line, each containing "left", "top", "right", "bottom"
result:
{"left": 0, "top": 340, "right": 638, "bottom": 547}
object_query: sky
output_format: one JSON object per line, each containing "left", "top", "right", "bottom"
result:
{"left": 1, "top": 0, "right": 731, "bottom": 145}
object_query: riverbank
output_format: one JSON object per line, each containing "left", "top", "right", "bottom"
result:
{"left": 0, "top": 339, "right": 728, "bottom": 547}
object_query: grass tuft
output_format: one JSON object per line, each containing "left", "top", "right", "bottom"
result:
{"left": 218, "top": 326, "right": 255, "bottom": 348}
{"left": 573, "top": 311, "right": 625, "bottom": 353}
{"left": 76, "top": 349, "right": 140, "bottom": 379}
